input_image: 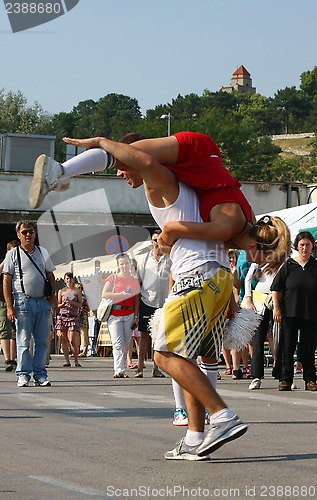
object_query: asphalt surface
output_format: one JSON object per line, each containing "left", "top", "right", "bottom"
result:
{"left": 0, "top": 355, "right": 316, "bottom": 500}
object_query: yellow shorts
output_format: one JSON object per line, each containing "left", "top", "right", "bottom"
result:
{"left": 153, "top": 267, "right": 232, "bottom": 360}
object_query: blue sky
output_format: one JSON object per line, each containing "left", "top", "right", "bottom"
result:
{"left": 1, "top": 0, "right": 317, "bottom": 116}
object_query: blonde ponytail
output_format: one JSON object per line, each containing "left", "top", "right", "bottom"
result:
{"left": 249, "top": 216, "right": 291, "bottom": 269}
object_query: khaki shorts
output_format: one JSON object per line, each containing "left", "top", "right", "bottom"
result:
{"left": 0, "top": 301, "right": 16, "bottom": 340}
{"left": 153, "top": 267, "right": 232, "bottom": 361}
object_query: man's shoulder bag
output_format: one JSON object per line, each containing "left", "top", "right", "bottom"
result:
{"left": 17, "top": 246, "right": 52, "bottom": 299}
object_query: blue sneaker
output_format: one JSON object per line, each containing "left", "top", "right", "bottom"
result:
{"left": 173, "top": 408, "right": 188, "bottom": 426}
{"left": 205, "top": 409, "right": 210, "bottom": 425}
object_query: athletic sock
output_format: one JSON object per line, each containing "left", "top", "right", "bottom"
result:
{"left": 172, "top": 378, "right": 185, "bottom": 410}
{"left": 199, "top": 361, "right": 218, "bottom": 389}
{"left": 61, "top": 148, "right": 115, "bottom": 179}
{"left": 210, "top": 408, "right": 236, "bottom": 423}
{"left": 184, "top": 430, "right": 205, "bottom": 446}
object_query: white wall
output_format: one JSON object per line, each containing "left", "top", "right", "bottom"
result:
{"left": 0, "top": 172, "right": 314, "bottom": 218}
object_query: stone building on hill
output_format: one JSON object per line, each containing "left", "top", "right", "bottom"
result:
{"left": 219, "top": 65, "right": 256, "bottom": 94}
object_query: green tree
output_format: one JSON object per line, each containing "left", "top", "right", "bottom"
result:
{"left": 300, "top": 66, "right": 317, "bottom": 98}
{"left": 46, "top": 112, "right": 76, "bottom": 162}
{"left": 272, "top": 87, "right": 306, "bottom": 134}
{"left": 169, "top": 93, "right": 202, "bottom": 120}
{"left": 92, "top": 93, "right": 142, "bottom": 139}
{"left": 0, "top": 89, "right": 51, "bottom": 134}
{"left": 71, "top": 99, "right": 97, "bottom": 137}
{"left": 269, "top": 157, "right": 317, "bottom": 183}
{"left": 235, "top": 93, "right": 279, "bottom": 136}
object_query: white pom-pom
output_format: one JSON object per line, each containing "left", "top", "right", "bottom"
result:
{"left": 223, "top": 308, "right": 261, "bottom": 351}
{"left": 148, "top": 307, "right": 163, "bottom": 342}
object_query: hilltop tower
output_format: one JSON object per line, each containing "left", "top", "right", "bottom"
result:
{"left": 220, "top": 65, "right": 256, "bottom": 94}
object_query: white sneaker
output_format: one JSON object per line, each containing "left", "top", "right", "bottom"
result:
{"left": 17, "top": 374, "right": 30, "bottom": 387}
{"left": 165, "top": 438, "right": 209, "bottom": 461}
{"left": 34, "top": 377, "right": 51, "bottom": 387}
{"left": 29, "top": 154, "right": 70, "bottom": 208}
{"left": 197, "top": 415, "right": 248, "bottom": 457}
{"left": 249, "top": 378, "right": 261, "bottom": 390}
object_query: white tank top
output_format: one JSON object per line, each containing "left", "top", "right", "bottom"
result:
{"left": 148, "top": 182, "right": 229, "bottom": 280}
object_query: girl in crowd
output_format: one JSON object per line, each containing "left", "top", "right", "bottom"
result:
{"left": 55, "top": 272, "right": 82, "bottom": 367}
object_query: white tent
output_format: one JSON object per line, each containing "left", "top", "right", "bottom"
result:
{"left": 258, "top": 202, "right": 317, "bottom": 240}
{"left": 54, "top": 239, "right": 152, "bottom": 280}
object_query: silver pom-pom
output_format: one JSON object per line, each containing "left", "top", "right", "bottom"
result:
{"left": 148, "top": 307, "right": 163, "bottom": 342}
{"left": 223, "top": 308, "right": 261, "bottom": 351}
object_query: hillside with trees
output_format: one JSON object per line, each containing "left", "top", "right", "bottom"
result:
{"left": 1, "top": 66, "right": 317, "bottom": 183}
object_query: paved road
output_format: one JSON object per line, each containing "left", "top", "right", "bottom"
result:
{"left": 0, "top": 356, "right": 316, "bottom": 500}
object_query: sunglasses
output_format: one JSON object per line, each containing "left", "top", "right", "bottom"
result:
{"left": 21, "top": 229, "right": 35, "bottom": 235}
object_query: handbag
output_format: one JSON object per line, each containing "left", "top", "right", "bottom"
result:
{"left": 97, "top": 298, "right": 113, "bottom": 323}
{"left": 97, "top": 275, "right": 117, "bottom": 322}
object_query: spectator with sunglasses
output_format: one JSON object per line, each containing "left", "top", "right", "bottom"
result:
{"left": 3, "top": 221, "right": 55, "bottom": 387}
{"left": 0, "top": 239, "right": 19, "bottom": 371}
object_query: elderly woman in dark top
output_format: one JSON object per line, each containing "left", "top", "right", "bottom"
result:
{"left": 271, "top": 231, "right": 317, "bottom": 392}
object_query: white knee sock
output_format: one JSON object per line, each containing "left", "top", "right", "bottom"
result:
{"left": 199, "top": 361, "right": 218, "bottom": 389}
{"left": 61, "top": 148, "right": 115, "bottom": 179}
{"left": 172, "top": 378, "right": 185, "bottom": 409}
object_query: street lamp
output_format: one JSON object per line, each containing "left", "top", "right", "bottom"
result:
{"left": 160, "top": 113, "right": 171, "bottom": 136}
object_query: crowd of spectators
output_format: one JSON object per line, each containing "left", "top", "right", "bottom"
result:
{"left": 0, "top": 222, "right": 316, "bottom": 394}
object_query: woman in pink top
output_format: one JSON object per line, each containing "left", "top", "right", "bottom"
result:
{"left": 102, "top": 253, "right": 140, "bottom": 378}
